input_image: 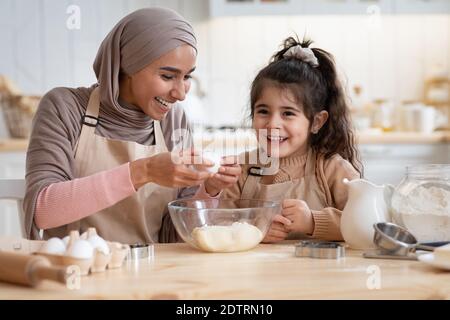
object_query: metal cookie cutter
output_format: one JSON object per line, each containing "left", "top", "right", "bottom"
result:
{"left": 295, "top": 241, "right": 345, "bottom": 259}
{"left": 128, "top": 243, "right": 154, "bottom": 260}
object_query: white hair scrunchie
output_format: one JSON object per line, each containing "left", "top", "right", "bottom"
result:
{"left": 283, "top": 45, "right": 319, "bottom": 67}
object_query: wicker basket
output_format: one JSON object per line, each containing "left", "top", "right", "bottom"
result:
{"left": 0, "top": 93, "right": 41, "bottom": 138}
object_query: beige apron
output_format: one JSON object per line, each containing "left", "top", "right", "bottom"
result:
{"left": 240, "top": 149, "right": 331, "bottom": 239}
{"left": 44, "top": 88, "right": 177, "bottom": 244}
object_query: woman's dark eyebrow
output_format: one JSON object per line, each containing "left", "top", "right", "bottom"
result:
{"left": 159, "top": 66, "right": 196, "bottom": 74}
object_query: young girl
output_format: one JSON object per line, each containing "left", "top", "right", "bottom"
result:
{"left": 203, "top": 36, "right": 362, "bottom": 242}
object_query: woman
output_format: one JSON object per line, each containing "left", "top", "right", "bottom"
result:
{"left": 23, "top": 8, "right": 240, "bottom": 242}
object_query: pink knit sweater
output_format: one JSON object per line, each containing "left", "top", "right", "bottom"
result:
{"left": 34, "top": 163, "right": 214, "bottom": 229}
{"left": 34, "top": 163, "right": 135, "bottom": 229}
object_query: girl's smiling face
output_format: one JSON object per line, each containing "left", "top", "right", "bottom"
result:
{"left": 252, "top": 84, "right": 311, "bottom": 158}
{"left": 120, "top": 44, "right": 196, "bottom": 120}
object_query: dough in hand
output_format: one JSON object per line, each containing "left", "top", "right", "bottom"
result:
{"left": 191, "top": 222, "right": 263, "bottom": 252}
{"left": 202, "top": 151, "right": 221, "bottom": 173}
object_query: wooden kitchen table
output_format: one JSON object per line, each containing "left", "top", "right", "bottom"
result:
{"left": 1, "top": 242, "right": 450, "bottom": 300}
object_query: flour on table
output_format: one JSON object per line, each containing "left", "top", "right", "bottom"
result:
{"left": 191, "top": 222, "right": 263, "bottom": 252}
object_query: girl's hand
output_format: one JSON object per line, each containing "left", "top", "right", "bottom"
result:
{"left": 130, "top": 150, "right": 212, "bottom": 189}
{"left": 262, "top": 214, "right": 292, "bottom": 243}
{"left": 281, "top": 199, "right": 314, "bottom": 235}
{"left": 203, "top": 156, "right": 241, "bottom": 196}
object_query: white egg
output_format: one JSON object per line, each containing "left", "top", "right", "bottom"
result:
{"left": 62, "top": 236, "right": 70, "bottom": 247}
{"left": 202, "top": 151, "right": 221, "bottom": 173}
{"left": 80, "top": 231, "right": 88, "bottom": 240}
{"left": 87, "top": 235, "right": 110, "bottom": 255}
{"left": 66, "top": 240, "right": 94, "bottom": 259}
{"left": 39, "top": 237, "right": 66, "bottom": 255}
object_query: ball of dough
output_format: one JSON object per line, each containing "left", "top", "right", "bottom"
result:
{"left": 191, "top": 222, "right": 263, "bottom": 252}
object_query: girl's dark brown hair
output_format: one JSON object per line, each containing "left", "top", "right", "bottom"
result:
{"left": 250, "top": 35, "right": 362, "bottom": 176}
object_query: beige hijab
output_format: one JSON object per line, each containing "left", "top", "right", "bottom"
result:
{"left": 93, "top": 7, "right": 197, "bottom": 128}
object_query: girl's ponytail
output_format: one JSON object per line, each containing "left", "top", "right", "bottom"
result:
{"left": 310, "top": 48, "right": 362, "bottom": 176}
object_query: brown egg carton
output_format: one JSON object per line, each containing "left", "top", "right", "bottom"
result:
{"left": 35, "top": 244, "right": 129, "bottom": 276}
{"left": 39, "top": 230, "right": 130, "bottom": 276}
{"left": 1, "top": 229, "right": 130, "bottom": 277}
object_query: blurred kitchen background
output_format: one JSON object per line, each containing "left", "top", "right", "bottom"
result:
{"left": 0, "top": 0, "right": 449, "bottom": 235}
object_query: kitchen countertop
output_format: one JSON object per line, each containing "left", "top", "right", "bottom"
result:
{"left": 0, "top": 138, "right": 29, "bottom": 152}
{"left": 1, "top": 131, "right": 449, "bottom": 152}
{"left": 355, "top": 131, "right": 450, "bottom": 144}
{"left": 1, "top": 241, "right": 449, "bottom": 299}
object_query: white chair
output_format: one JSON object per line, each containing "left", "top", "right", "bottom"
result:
{"left": 0, "top": 179, "right": 26, "bottom": 237}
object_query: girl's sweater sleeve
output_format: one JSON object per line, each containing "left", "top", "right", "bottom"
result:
{"left": 310, "top": 156, "right": 360, "bottom": 241}
{"left": 34, "top": 163, "right": 136, "bottom": 229}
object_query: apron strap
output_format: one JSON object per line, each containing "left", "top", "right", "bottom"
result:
{"left": 299, "top": 149, "right": 314, "bottom": 202}
{"left": 241, "top": 149, "right": 278, "bottom": 200}
{"left": 303, "top": 149, "right": 315, "bottom": 181}
{"left": 82, "top": 87, "right": 101, "bottom": 127}
{"left": 153, "top": 120, "right": 168, "bottom": 152}
{"left": 241, "top": 172, "right": 261, "bottom": 200}
{"left": 74, "top": 87, "right": 100, "bottom": 153}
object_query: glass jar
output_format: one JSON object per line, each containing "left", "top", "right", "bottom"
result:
{"left": 390, "top": 164, "right": 450, "bottom": 243}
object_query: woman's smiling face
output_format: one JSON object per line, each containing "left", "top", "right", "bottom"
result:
{"left": 120, "top": 44, "right": 196, "bottom": 120}
{"left": 252, "top": 84, "right": 311, "bottom": 158}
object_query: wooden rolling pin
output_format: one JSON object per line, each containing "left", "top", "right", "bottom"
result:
{"left": 0, "top": 251, "right": 68, "bottom": 287}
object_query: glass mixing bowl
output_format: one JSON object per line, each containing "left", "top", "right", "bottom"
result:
{"left": 168, "top": 199, "right": 281, "bottom": 253}
{"left": 390, "top": 164, "right": 450, "bottom": 243}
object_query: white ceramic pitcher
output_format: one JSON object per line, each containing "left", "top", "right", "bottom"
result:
{"left": 341, "top": 178, "right": 394, "bottom": 249}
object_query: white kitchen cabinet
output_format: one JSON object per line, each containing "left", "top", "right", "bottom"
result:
{"left": 0, "top": 151, "right": 26, "bottom": 179}
{"left": 210, "top": 0, "right": 301, "bottom": 17}
{"left": 210, "top": 0, "right": 393, "bottom": 16}
{"left": 360, "top": 143, "right": 450, "bottom": 185}
{"left": 0, "top": 151, "right": 26, "bottom": 237}
{"left": 209, "top": 0, "right": 449, "bottom": 16}
{"left": 210, "top": 0, "right": 394, "bottom": 17}
{"left": 393, "top": 0, "right": 450, "bottom": 14}
{"left": 303, "top": 0, "right": 393, "bottom": 15}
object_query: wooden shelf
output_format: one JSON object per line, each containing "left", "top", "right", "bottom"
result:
{"left": 0, "top": 139, "right": 28, "bottom": 152}
{"left": 209, "top": 0, "right": 449, "bottom": 17}
{"left": 357, "top": 131, "right": 450, "bottom": 144}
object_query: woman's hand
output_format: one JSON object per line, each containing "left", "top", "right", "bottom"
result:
{"left": 281, "top": 199, "right": 314, "bottom": 235}
{"left": 203, "top": 156, "right": 241, "bottom": 196}
{"left": 130, "top": 150, "right": 212, "bottom": 189}
{"left": 262, "top": 214, "right": 291, "bottom": 243}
